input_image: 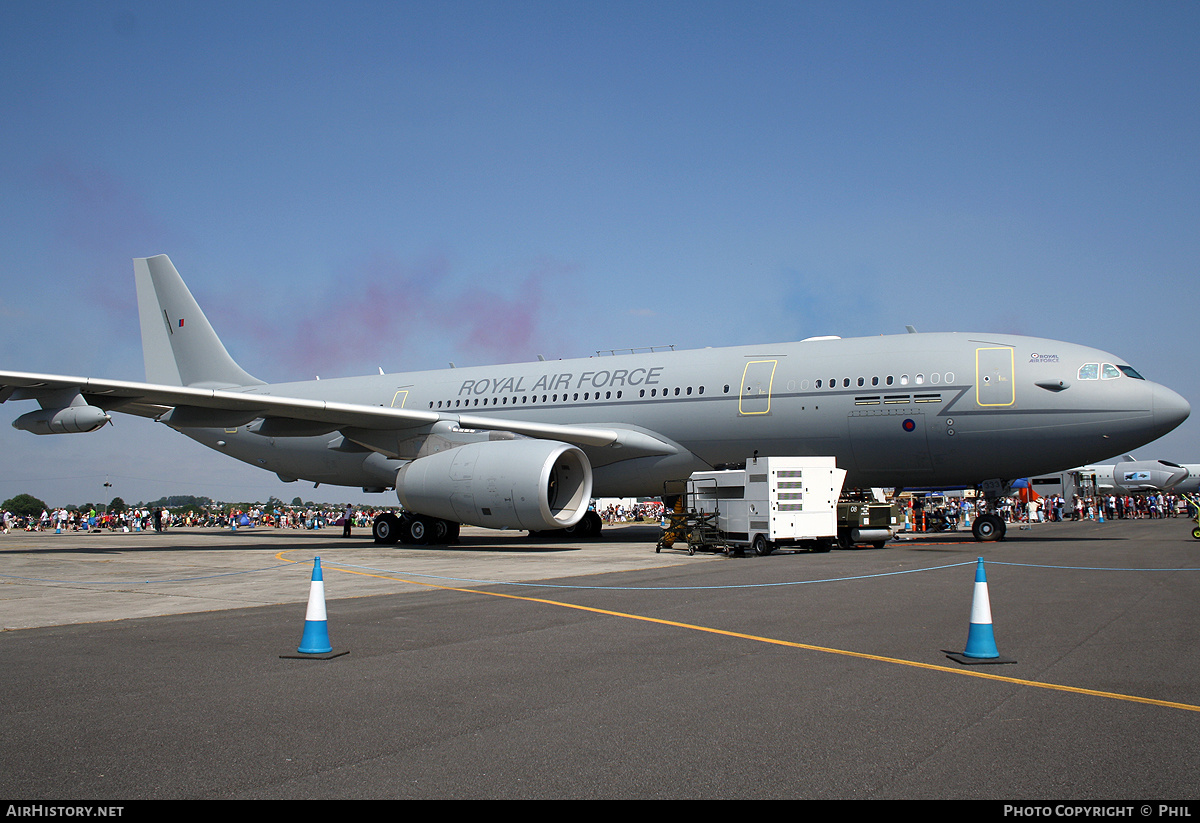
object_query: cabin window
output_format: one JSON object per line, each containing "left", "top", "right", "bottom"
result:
{"left": 1102, "top": 363, "right": 1121, "bottom": 379}
{"left": 1079, "top": 363, "right": 1099, "bottom": 380}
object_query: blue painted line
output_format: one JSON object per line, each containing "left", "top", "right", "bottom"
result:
{"left": 988, "top": 561, "right": 1200, "bottom": 572}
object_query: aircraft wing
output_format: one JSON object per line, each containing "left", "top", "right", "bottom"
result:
{"left": 0, "top": 370, "right": 676, "bottom": 455}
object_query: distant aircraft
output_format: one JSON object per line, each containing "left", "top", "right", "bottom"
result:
{"left": 0, "top": 255, "right": 1190, "bottom": 544}
{"left": 1068, "top": 456, "right": 1198, "bottom": 494}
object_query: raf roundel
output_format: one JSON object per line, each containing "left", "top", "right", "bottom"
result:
{"left": 902, "top": 418, "right": 916, "bottom": 433}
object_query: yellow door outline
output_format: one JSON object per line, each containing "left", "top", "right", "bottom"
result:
{"left": 975, "top": 347, "right": 1015, "bottom": 407}
{"left": 739, "top": 360, "right": 777, "bottom": 415}
{"left": 391, "top": 390, "right": 409, "bottom": 408}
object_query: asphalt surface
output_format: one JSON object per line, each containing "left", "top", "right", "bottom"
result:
{"left": 1, "top": 518, "right": 1198, "bottom": 800}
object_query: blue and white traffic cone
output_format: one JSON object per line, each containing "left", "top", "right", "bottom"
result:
{"left": 963, "top": 557, "right": 999, "bottom": 658}
{"left": 947, "top": 557, "right": 1014, "bottom": 664}
{"left": 297, "top": 557, "right": 333, "bottom": 654}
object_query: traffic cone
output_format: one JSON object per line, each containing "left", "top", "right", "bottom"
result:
{"left": 297, "top": 557, "right": 333, "bottom": 654}
{"left": 946, "top": 557, "right": 1015, "bottom": 665}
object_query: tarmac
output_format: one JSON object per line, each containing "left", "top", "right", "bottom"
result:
{"left": 1, "top": 517, "right": 1198, "bottom": 800}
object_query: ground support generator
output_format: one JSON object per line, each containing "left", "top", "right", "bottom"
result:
{"left": 658, "top": 456, "right": 847, "bottom": 556}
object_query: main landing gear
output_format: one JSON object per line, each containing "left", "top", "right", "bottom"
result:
{"left": 372, "top": 512, "right": 459, "bottom": 545}
{"left": 372, "top": 510, "right": 602, "bottom": 545}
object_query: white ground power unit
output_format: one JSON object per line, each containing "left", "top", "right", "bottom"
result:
{"left": 687, "top": 456, "right": 847, "bottom": 555}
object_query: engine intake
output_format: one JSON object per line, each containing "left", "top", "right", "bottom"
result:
{"left": 395, "top": 439, "right": 592, "bottom": 531}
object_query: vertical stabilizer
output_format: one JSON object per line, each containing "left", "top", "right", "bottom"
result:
{"left": 134, "top": 255, "right": 263, "bottom": 388}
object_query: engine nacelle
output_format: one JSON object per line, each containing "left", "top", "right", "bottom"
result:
{"left": 395, "top": 439, "right": 593, "bottom": 531}
{"left": 12, "top": 405, "right": 111, "bottom": 435}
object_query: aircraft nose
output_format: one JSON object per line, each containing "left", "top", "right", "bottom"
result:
{"left": 1152, "top": 382, "right": 1191, "bottom": 439}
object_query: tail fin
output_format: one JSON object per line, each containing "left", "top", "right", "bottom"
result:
{"left": 133, "top": 255, "right": 263, "bottom": 388}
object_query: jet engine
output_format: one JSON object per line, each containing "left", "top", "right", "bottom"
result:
{"left": 395, "top": 439, "right": 593, "bottom": 531}
{"left": 12, "top": 405, "right": 111, "bottom": 435}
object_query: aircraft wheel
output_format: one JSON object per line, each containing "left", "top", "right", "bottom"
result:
{"left": 752, "top": 534, "right": 773, "bottom": 556}
{"left": 584, "top": 510, "right": 602, "bottom": 536}
{"left": 564, "top": 510, "right": 603, "bottom": 539}
{"left": 403, "top": 514, "right": 433, "bottom": 545}
{"left": 427, "top": 518, "right": 450, "bottom": 544}
{"left": 972, "top": 514, "right": 1004, "bottom": 542}
{"left": 373, "top": 513, "right": 401, "bottom": 544}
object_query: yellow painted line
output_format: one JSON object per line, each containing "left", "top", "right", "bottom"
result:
{"left": 288, "top": 552, "right": 1200, "bottom": 715}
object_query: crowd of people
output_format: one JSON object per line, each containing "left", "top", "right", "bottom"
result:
{"left": 597, "top": 500, "right": 665, "bottom": 524}
{"left": 0, "top": 504, "right": 397, "bottom": 534}
{"left": 911, "top": 491, "right": 1196, "bottom": 531}
{"left": 2, "top": 492, "right": 1194, "bottom": 536}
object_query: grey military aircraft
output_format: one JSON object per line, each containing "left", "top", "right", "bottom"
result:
{"left": 0, "top": 255, "right": 1191, "bottom": 544}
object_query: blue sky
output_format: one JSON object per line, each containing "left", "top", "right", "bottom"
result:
{"left": 1, "top": 1, "right": 1197, "bottom": 507}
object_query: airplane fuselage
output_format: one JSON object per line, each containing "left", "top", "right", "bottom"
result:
{"left": 181, "top": 331, "right": 1188, "bottom": 497}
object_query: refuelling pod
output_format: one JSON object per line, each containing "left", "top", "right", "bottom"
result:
{"left": 395, "top": 439, "right": 592, "bottom": 531}
{"left": 13, "top": 405, "right": 111, "bottom": 435}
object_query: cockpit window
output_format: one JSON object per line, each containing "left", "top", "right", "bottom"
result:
{"left": 1101, "top": 363, "right": 1121, "bottom": 379}
{"left": 1078, "top": 363, "right": 1099, "bottom": 380}
{"left": 1118, "top": 365, "right": 1145, "bottom": 380}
